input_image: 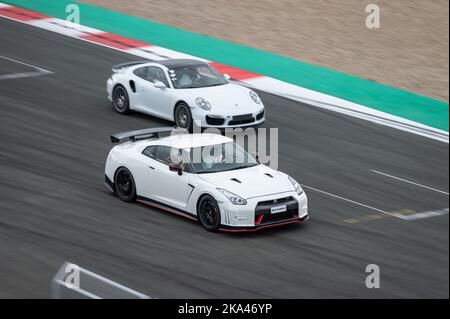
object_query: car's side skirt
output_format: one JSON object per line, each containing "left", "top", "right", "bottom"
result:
{"left": 136, "top": 195, "right": 198, "bottom": 221}
{"left": 105, "top": 176, "right": 308, "bottom": 232}
{"left": 105, "top": 175, "right": 115, "bottom": 192}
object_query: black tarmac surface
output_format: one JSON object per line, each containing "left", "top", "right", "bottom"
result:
{"left": 0, "top": 18, "right": 448, "bottom": 298}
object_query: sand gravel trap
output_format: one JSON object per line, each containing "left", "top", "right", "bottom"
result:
{"left": 80, "top": 0, "right": 449, "bottom": 102}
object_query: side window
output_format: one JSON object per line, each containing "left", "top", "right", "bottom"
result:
{"left": 155, "top": 146, "right": 177, "bottom": 165}
{"left": 144, "top": 145, "right": 191, "bottom": 172}
{"left": 154, "top": 146, "right": 170, "bottom": 165}
{"left": 153, "top": 146, "right": 185, "bottom": 166}
{"left": 142, "top": 145, "right": 157, "bottom": 159}
{"left": 133, "top": 66, "right": 169, "bottom": 87}
{"left": 153, "top": 68, "right": 170, "bottom": 87}
{"left": 133, "top": 67, "right": 148, "bottom": 80}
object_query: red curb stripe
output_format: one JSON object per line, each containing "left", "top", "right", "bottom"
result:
{"left": 80, "top": 32, "right": 150, "bottom": 50}
{"left": 0, "top": 6, "right": 49, "bottom": 21}
{"left": 208, "top": 62, "right": 261, "bottom": 80}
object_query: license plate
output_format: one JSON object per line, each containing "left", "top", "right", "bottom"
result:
{"left": 271, "top": 205, "right": 287, "bottom": 214}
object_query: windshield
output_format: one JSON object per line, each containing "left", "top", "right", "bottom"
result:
{"left": 187, "top": 142, "right": 258, "bottom": 174}
{"left": 168, "top": 63, "right": 228, "bottom": 89}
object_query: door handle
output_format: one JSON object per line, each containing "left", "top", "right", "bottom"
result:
{"left": 148, "top": 165, "right": 155, "bottom": 170}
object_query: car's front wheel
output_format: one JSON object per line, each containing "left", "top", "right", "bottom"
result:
{"left": 114, "top": 167, "right": 136, "bottom": 202}
{"left": 198, "top": 195, "right": 221, "bottom": 232}
{"left": 174, "top": 102, "right": 193, "bottom": 132}
{"left": 112, "top": 85, "right": 130, "bottom": 114}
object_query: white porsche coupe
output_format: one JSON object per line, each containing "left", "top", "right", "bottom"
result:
{"left": 106, "top": 59, "right": 265, "bottom": 131}
{"left": 105, "top": 127, "right": 308, "bottom": 232}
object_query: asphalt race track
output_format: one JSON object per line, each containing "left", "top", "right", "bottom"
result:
{"left": 0, "top": 18, "right": 448, "bottom": 298}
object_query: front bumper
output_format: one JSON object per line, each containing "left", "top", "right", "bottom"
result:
{"left": 217, "top": 191, "right": 308, "bottom": 232}
{"left": 192, "top": 108, "right": 265, "bottom": 128}
{"left": 218, "top": 214, "right": 309, "bottom": 232}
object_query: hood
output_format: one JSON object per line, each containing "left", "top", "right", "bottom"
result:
{"left": 180, "top": 83, "right": 261, "bottom": 111}
{"left": 198, "top": 165, "right": 295, "bottom": 199}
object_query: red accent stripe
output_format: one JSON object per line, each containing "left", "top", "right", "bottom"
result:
{"left": 255, "top": 214, "right": 264, "bottom": 225}
{"left": 0, "top": 6, "right": 49, "bottom": 21}
{"left": 137, "top": 199, "right": 197, "bottom": 221}
{"left": 80, "top": 32, "right": 149, "bottom": 50}
{"left": 208, "top": 62, "right": 261, "bottom": 80}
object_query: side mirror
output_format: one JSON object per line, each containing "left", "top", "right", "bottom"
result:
{"left": 223, "top": 73, "right": 231, "bottom": 81}
{"left": 169, "top": 163, "right": 183, "bottom": 175}
{"left": 154, "top": 80, "right": 167, "bottom": 90}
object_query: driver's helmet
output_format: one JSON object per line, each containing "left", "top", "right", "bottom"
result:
{"left": 170, "top": 148, "right": 184, "bottom": 165}
{"left": 178, "top": 68, "right": 193, "bottom": 86}
{"left": 202, "top": 148, "right": 224, "bottom": 169}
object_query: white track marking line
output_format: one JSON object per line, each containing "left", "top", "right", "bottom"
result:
{"left": 301, "top": 184, "right": 407, "bottom": 219}
{"left": 0, "top": 55, "right": 52, "bottom": 73}
{"left": 0, "top": 71, "right": 51, "bottom": 80}
{"left": 398, "top": 208, "right": 449, "bottom": 221}
{"left": 369, "top": 169, "right": 449, "bottom": 195}
{"left": 0, "top": 55, "right": 53, "bottom": 80}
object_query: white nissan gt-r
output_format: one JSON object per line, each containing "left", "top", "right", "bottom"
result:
{"left": 106, "top": 59, "right": 265, "bottom": 131}
{"left": 104, "top": 127, "right": 309, "bottom": 232}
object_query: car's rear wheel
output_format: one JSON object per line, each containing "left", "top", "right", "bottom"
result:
{"left": 113, "top": 85, "right": 130, "bottom": 114}
{"left": 114, "top": 167, "right": 136, "bottom": 202}
{"left": 174, "top": 102, "right": 193, "bottom": 132}
{"left": 198, "top": 195, "right": 221, "bottom": 232}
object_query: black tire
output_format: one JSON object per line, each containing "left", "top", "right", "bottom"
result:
{"left": 114, "top": 167, "right": 136, "bottom": 202}
{"left": 112, "top": 85, "right": 130, "bottom": 114}
{"left": 198, "top": 195, "right": 221, "bottom": 232}
{"left": 174, "top": 102, "right": 193, "bottom": 132}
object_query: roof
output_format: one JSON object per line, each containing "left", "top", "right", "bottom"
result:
{"left": 140, "top": 133, "right": 233, "bottom": 149}
{"left": 157, "top": 59, "right": 206, "bottom": 69}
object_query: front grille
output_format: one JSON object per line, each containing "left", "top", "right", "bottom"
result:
{"left": 228, "top": 114, "right": 255, "bottom": 126}
{"left": 257, "top": 196, "right": 294, "bottom": 206}
{"left": 261, "top": 211, "right": 295, "bottom": 223}
{"left": 255, "top": 196, "right": 298, "bottom": 225}
{"left": 256, "top": 111, "right": 264, "bottom": 121}
{"left": 206, "top": 116, "right": 225, "bottom": 126}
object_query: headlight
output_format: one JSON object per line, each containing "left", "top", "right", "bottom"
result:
{"left": 217, "top": 188, "right": 247, "bottom": 205}
{"left": 249, "top": 91, "right": 261, "bottom": 104}
{"left": 288, "top": 176, "right": 304, "bottom": 195}
{"left": 195, "top": 97, "right": 211, "bottom": 110}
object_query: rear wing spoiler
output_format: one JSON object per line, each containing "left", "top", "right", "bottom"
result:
{"left": 110, "top": 127, "right": 185, "bottom": 144}
{"left": 112, "top": 60, "right": 150, "bottom": 73}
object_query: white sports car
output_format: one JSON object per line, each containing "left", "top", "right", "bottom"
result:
{"left": 106, "top": 59, "right": 265, "bottom": 131}
{"left": 104, "top": 127, "right": 309, "bottom": 232}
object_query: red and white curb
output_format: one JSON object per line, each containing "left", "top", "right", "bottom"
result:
{"left": 0, "top": 3, "right": 447, "bottom": 143}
